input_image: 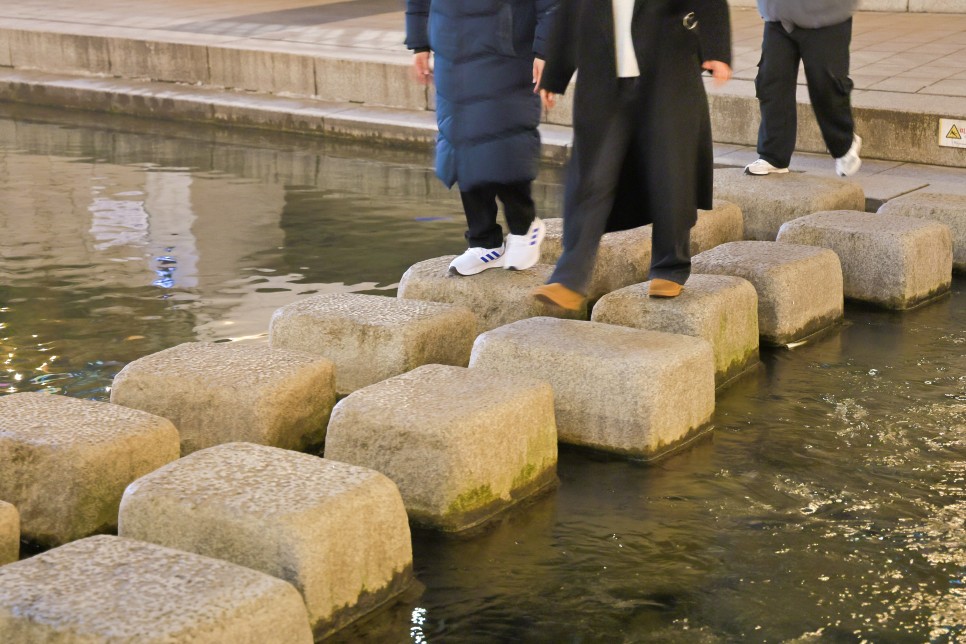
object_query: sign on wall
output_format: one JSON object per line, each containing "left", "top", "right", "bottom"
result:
{"left": 939, "top": 118, "right": 966, "bottom": 149}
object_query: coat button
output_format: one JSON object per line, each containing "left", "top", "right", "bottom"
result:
{"left": 683, "top": 12, "right": 698, "bottom": 30}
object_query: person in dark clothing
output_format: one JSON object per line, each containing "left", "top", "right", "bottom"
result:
{"left": 533, "top": 0, "right": 732, "bottom": 309}
{"left": 745, "top": 0, "right": 862, "bottom": 177}
{"left": 405, "top": 0, "right": 558, "bottom": 276}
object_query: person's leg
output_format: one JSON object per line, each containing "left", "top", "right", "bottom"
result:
{"left": 798, "top": 19, "right": 855, "bottom": 159}
{"left": 495, "top": 182, "right": 535, "bottom": 235}
{"left": 755, "top": 21, "right": 802, "bottom": 169}
{"left": 459, "top": 185, "right": 504, "bottom": 249}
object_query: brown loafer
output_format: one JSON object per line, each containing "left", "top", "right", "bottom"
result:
{"left": 648, "top": 278, "right": 683, "bottom": 298}
{"left": 532, "top": 283, "right": 586, "bottom": 311}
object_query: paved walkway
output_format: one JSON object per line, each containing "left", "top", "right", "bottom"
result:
{"left": 1, "top": 0, "right": 965, "bottom": 196}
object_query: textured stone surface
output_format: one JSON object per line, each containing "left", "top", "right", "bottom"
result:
{"left": 119, "top": 443, "right": 412, "bottom": 639}
{"left": 0, "top": 535, "right": 313, "bottom": 643}
{"left": 111, "top": 341, "right": 335, "bottom": 454}
{"left": 0, "top": 501, "right": 18, "bottom": 566}
{"left": 325, "top": 365, "right": 558, "bottom": 532}
{"left": 777, "top": 211, "right": 953, "bottom": 309}
{"left": 0, "top": 392, "right": 179, "bottom": 547}
{"left": 878, "top": 192, "right": 966, "bottom": 273}
{"left": 592, "top": 275, "right": 759, "bottom": 386}
{"left": 692, "top": 241, "right": 844, "bottom": 346}
{"left": 537, "top": 201, "right": 743, "bottom": 300}
{"left": 269, "top": 293, "right": 476, "bottom": 396}
{"left": 713, "top": 168, "right": 865, "bottom": 241}
{"left": 470, "top": 318, "right": 715, "bottom": 459}
{"left": 397, "top": 257, "right": 587, "bottom": 332}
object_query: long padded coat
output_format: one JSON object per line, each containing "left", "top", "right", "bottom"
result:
{"left": 539, "top": 0, "right": 732, "bottom": 233}
{"left": 405, "top": 0, "right": 558, "bottom": 192}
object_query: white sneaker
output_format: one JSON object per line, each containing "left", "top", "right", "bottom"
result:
{"left": 744, "top": 159, "right": 790, "bottom": 176}
{"left": 448, "top": 245, "right": 505, "bottom": 276}
{"left": 504, "top": 218, "right": 546, "bottom": 271}
{"left": 835, "top": 134, "right": 862, "bottom": 177}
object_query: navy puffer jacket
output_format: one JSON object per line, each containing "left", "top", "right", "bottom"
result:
{"left": 406, "top": 0, "right": 558, "bottom": 191}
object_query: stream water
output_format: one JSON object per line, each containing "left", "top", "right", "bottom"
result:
{"left": 1, "top": 105, "right": 963, "bottom": 643}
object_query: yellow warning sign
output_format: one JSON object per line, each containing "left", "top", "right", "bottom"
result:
{"left": 939, "top": 118, "right": 966, "bottom": 149}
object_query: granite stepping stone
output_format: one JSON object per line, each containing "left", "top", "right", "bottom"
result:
{"left": 878, "top": 192, "right": 966, "bottom": 273}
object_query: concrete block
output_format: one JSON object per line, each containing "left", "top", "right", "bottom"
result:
{"left": 910, "top": 0, "right": 966, "bottom": 11}
{"left": 776, "top": 211, "right": 952, "bottom": 309}
{"left": 692, "top": 241, "right": 844, "bottom": 346}
{"left": 0, "top": 502, "right": 17, "bottom": 566}
{"left": 269, "top": 293, "right": 477, "bottom": 396}
{"left": 325, "top": 365, "right": 557, "bottom": 532}
{"left": 592, "top": 275, "right": 759, "bottom": 386}
{"left": 0, "top": 30, "right": 11, "bottom": 68}
{"left": 397, "top": 256, "right": 587, "bottom": 332}
{"left": 119, "top": 443, "right": 412, "bottom": 639}
{"left": 209, "top": 46, "right": 316, "bottom": 96}
{"left": 713, "top": 168, "right": 865, "bottom": 241}
{"left": 692, "top": 200, "right": 745, "bottom": 254}
{"left": 878, "top": 192, "right": 966, "bottom": 273}
{"left": 111, "top": 342, "right": 335, "bottom": 455}
{"left": 108, "top": 38, "right": 209, "bottom": 84}
{"left": 0, "top": 535, "right": 313, "bottom": 643}
{"left": 0, "top": 393, "right": 179, "bottom": 547}
{"left": 470, "top": 317, "right": 715, "bottom": 459}
{"left": 539, "top": 219, "right": 652, "bottom": 301}
{"left": 315, "top": 58, "right": 428, "bottom": 110}
{"left": 9, "top": 30, "right": 111, "bottom": 76}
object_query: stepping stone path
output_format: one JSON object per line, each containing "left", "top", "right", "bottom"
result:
{"left": 592, "top": 275, "right": 759, "bottom": 386}
{"left": 0, "top": 501, "right": 17, "bottom": 566}
{"left": 713, "top": 168, "right": 865, "bottom": 241}
{"left": 470, "top": 317, "right": 715, "bottom": 460}
{"left": 777, "top": 211, "right": 953, "bottom": 310}
{"left": 0, "top": 535, "right": 313, "bottom": 643}
{"left": 119, "top": 442, "right": 413, "bottom": 640}
{"left": 692, "top": 241, "right": 844, "bottom": 346}
{"left": 397, "top": 257, "right": 586, "bottom": 332}
{"left": 0, "top": 392, "right": 179, "bottom": 547}
{"left": 270, "top": 293, "right": 476, "bottom": 395}
{"left": 538, "top": 201, "right": 744, "bottom": 301}
{"left": 111, "top": 341, "right": 336, "bottom": 454}
{"left": 877, "top": 192, "right": 966, "bottom": 273}
{"left": 325, "top": 364, "right": 558, "bottom": 532}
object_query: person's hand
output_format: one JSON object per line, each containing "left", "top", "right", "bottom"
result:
{"left": 533, "top": 57, "right": 546, "bottom": 93}
{"left": 540, "top": 88, "right": 556, "bottom": 111}
{"left": 702, "top": 60, "right": 732, "bottom": 86}
{"left": 412, "top": 51, "right": 432, "bottom": 85}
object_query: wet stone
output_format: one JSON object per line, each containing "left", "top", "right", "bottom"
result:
{"left": 0, "top": 535, "right": 313, "bottom": 643}
{"left": 692, "top": 241, "right": 844, "bottom": 346}
{"left": 877, "top": 192, "right": 966, "bottom": 273}
{"left": 691, "top": 200, "right": 746, "bottom": 254}
{"left": 397, "top": 257, "right": 587, "bottom": 332}
{"left": 0, "top": 501, "right": 18, "bottom": 566}
{"left": 0, "top": 392, "right": 179, "bottom": 547}
{"left": 118, "top": 442, "right": 413, "bottom": 640}
{"left": 269, "top": 293, "right": 477, "bottom": 396}
{"left": 592, "top": 274, "right": 759, "bottom": 387}
{"left": 469, "top": 317, "right": 715, "bottom": 459}
{"left": 713, "top": 168, "right": 865, "bottom": 241}
{"left": 325, "top": 365, "right": 558, "bottom": 532}
{"left": 777, "top": 211, "right": 953, "bottom": 310}
{"left": 111, "top": 341, "right": 336, "bottom": 455}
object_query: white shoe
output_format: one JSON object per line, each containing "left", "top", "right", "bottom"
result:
{"left": 504, "top": 218, "right": 546, "bottom": 271}
{"left": 744, "top": 159, "right": 790, "bottom": 176}
{"left": 835, "top": 134, "right": 862, "bottom": 177}
{"left": 448, "top": 245, "right": 505, "bottom": 276}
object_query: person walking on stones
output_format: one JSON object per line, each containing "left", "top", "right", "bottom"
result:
{"left": 405, "top": 0, "right": 558, "bottom": 276}
{"left": 532, "top": 0, "right": 732, "bottom": 308}
{"left": 744, "top": 0, "right": 862, "bottom": 177}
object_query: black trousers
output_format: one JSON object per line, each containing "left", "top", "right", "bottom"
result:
{"left": 459, "top": 182, "right": 536, "bottom": 249}
{"left": 755, "top": 18, "right": 855, "bottom": 168}
{"left": 549, "top": 78, "right": 695, "bottom": 294}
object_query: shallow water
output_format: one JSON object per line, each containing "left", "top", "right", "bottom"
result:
{"left": 1, "top": 106, "right": 963, "bottom": 643}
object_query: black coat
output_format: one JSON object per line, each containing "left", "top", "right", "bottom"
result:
{"left": 540, "top": 0, "right": 732, "bottom": 232}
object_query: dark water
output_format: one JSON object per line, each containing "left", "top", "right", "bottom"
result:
{"left": 1, "top": 106, "right": 963, "bottom": 643}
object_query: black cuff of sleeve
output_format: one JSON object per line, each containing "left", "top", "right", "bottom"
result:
{"left": 412, "top": 46, "right": 431, "bottom": 54}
